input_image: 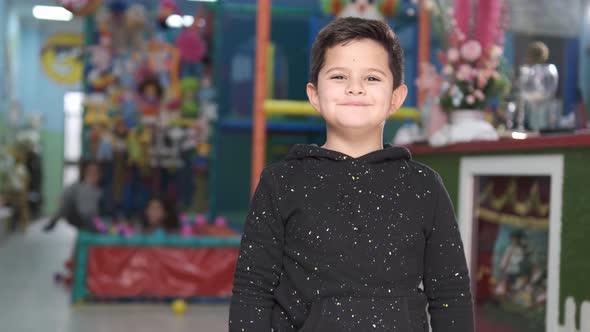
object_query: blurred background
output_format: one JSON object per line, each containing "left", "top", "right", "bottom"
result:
{"left": 0, "top": 0, "right": 589, "bottom": 331}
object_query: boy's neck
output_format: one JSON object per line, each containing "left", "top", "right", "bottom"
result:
{"left": 322, "top": 131, "right": 384, "bottom": 158}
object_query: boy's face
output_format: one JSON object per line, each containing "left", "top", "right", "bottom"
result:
{"left": 307, "top": 38, "right": 407, "bottom": 133}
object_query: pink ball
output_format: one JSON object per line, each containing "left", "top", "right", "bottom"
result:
{"left": 93, "top": 217, "right": 107, "bottom": 233}
{"left": 181, "top": 224, "right": 193, "bottom": 237}
{"left": 214, "top": 216, "right": 227, "bottom": 227}
{"left": 180, "top": 213, "right": 189, "bottom": 223}
{"left": 195, "top": 215, "right": 207, "bottom": 226}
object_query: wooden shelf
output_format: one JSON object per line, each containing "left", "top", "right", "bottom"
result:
{"left": 404, "top": 133, "right": 590, "bottom": 156}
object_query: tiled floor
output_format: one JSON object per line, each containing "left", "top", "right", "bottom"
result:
{"left": 0, "top": 220, "right": 230, "bottom": 332}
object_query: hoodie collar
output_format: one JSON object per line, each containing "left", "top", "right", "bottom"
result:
{"left": 286, "top": 144, "right": 411, "bottom": 163}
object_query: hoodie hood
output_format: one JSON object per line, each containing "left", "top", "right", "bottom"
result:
{"left": 285, "top": 144, "right": 411, "bottom": 164}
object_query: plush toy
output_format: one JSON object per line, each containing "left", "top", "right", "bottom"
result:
{"left": 139, "top": 127, "right": 154, "bottom": 166}
{"left": 120, "top": 89, "right": 139, "bottom": 128}
{"left": 180, "top": 214, "right": 193, "bottom": 237}
{"left": 176, "top": 19, "right": 208, "bottom": 77}
{"left": 58, "top": 0, "right": 103, "bottom": 16}
{"left": 112, "top": 119, "right": 127, "bottom": 203}
{"left": 127, "top": 127, "right": 152, "bottom": 170}
{"left": 96, "top": 125, "right": 114, "bottom": 161}
{"left": 124, "top": 4, "right": 150, "bottom": 52}
{"left": 137, "top": 77, "right": 163, "bottom": 117}
{"left": 127, "top": 129, "right": 141, "bottom": 164}
{"left": 87, "top": 45, "right": 115, "bottom": 92}
{"left": 158, "top": 0, "right": 179, "bottom": 29}
{"left": 148, "top": 35, "right": 181, "bottom": 98}
{"left": 179, "top": 77, "right": 199, "bottom": 118}
{"left": 84, "top": 93, "right": 110, "bottom": 125}
{"left": 95, "top": 8, "right": 112, "bottom": 46}
{"left": 198, "top": 76, "right": 218, "bottom": 122}
{"left": 93, "top": 217, "right": 108, "bottom": 233}
{"left": 320, "top": 0, "right": 399, "bottom": 20}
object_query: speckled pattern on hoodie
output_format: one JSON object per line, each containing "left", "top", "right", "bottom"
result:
{"left": 229, "top": 144, "right": 474, "bottom": 331}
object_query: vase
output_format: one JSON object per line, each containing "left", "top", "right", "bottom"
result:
{"left": 429, "top": 109, "right": 499, "bottom": 147}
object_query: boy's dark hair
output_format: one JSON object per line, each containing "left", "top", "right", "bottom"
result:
{"left": 310, "top": 17, "right": 404, "bottom": 89}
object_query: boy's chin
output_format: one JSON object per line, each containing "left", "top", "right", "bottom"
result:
{"left": 328, "top": 120, "right": 383, "bottom": 132}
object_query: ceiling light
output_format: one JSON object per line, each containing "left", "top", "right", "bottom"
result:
{"left": 33, "top": 5, "right": 73, "bottom": 21}
{"left": 166, "top": 14, "right": 183, "bottom": 28}
{"left": 183, "top": 15, "right": 194, "bottom": 27}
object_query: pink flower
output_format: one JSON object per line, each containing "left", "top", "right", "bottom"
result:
{"left": 490, "top": 45, "right": 503, "bottom": 59}
{"left": 447, "top": 48, "right": 460, "bottom": 63}
{"left": 457, "top": 64, "right": 472, "bottom": 81}
{"left": 442, "top": 65, "right": 454, "bottom": 75}
{"left": 460, "top": 40, "right": 482, "bottom": 62}
{"left": 466, "top": 95, "right": 475, "bottom": 105}
{"left": 474, "top": 90, "right": 485, "bottom": 100}
{"left": 477, "top": 70, "right": 491, "bottom": 89}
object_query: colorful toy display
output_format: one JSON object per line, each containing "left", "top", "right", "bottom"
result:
{"left": 82, "top": 2, "right": 217, "bottom": 215}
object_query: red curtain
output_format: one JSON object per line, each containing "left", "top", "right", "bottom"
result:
{"left": 87, "top": 246, "right": 239, "bottom": 298}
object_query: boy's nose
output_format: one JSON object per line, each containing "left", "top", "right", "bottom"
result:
{"left": 346, "top": 81, "right": 365, "bottom": 95}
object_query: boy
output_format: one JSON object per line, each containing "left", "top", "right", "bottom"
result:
{"left": 229, "top": 17, "right": 474, "bottom": 331}
{"left": 43, "top": 161, "right": 102, "bottom": 232}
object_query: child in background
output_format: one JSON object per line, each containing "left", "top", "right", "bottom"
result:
{"left": 141, "top": 197, "right": 180, "bottom": 236}
{"left": 44, "top": 161, "right": 102, "bottom": 232}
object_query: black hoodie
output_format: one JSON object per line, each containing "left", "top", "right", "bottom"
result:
{"left": 229, "top": 144, "right": 474, "bottom": 332}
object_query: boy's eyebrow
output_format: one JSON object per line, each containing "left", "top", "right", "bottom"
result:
{"left": 324, "top": 67, "right": 389, "bottom": 77}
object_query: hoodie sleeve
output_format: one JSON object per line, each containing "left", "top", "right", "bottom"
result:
{"left": 423, "top": 174, "right": 474, "bottom": 332}
{"left": 229, "top": 169, "right": 284, "bottom": 331}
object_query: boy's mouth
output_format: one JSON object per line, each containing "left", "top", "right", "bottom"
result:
{"left": 340, "top": 102, "right": 371, "bottom": 107}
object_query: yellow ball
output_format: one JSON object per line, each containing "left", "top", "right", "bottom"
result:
{"left": 171, "top": 299, "right": 187, "bottom": 315}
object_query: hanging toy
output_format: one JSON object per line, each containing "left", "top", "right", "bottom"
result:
{"left": 87, "top": 45, "right": 115, "bottom": 92}
{"left": 137, "top": 77, "right": 163, "bottom": 117}
{"left": 214, "top": 216, "right": 227, "bottom": 228}
{"left": 179, "top": 77, "right": 199, "bottom": 118}
{"left": 158, "top": 0, "right": 179, "bottom": 29}
{"left": 120, "top": 90, "right": 139, "bottom": 128}
{"left": 319, "top": 0, "right": 399, "bottom": 20}
{"left": 379, "top": 0, "right": 399, "bottom": 17}
{"left": 108, "top": 1, "right": 129, "bottom": 53}
{"left": 180, "top": 214, "right": 193, "bottom": 237}
{"left": 84, "top": 93, "right": 110, "bottom": 126}
{"left": 124, "top": 4, "right": 150, "bottom": 52}
{"left": 58, "top": 0, "right": 103, "bottom": 16}
{"left": 93, "top": 217, "right": 108, "bottom": 233}
{"left": 176, "top": 8, "right": 208, "bottom": 77}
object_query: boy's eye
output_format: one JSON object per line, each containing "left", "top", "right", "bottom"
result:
{"left": 330, "top": 75, "right": 345, "bottom": 80}
{"left": 367, "top": 76, "right": 381, "bottom": 82}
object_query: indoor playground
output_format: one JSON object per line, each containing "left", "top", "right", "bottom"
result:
{"left": 0, "top": 0, "right": 589, "bottom": 331}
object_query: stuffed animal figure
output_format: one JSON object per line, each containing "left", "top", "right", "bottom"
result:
{"left": 124, "top": 4, "right": 150, "bottom": 52}
{"left": 320, "top": 0, "right": 399, "bottom": 20}
{"left": 179, "top": 77, "right": 199, "bottom": 118}
{"left": 58, "top": 0, "right": 103, "bottom": 16}
{"left": 148, "top": 36, "right": 181, "bottom": 98}
{"left": 87, "top": 45, "right": 115, "bottom": 92}
{"left": 158, "top": 0, "right": 179, "bottom": 29}
{"left": 137, "top": 77, "right": 163, "bottom": 117}
{"left": 84, "top": 93, "right": 110, "bottom": 125}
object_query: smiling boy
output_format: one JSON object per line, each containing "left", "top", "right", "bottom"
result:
{"left": 229, "top": 17, "right": 474, "bottom": 331}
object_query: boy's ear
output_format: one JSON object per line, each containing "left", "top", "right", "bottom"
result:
{"left": 388, "top": 84, "right": 408, "bottom": 116}
{"left": 306, "top": 83, "right": 321, "bottom": 114}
